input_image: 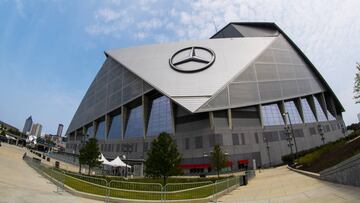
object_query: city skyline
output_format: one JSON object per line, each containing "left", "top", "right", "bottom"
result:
{"left": 0, "top": 0, "right": 360, "bottom": 133}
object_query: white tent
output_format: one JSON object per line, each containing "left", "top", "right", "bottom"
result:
{"left": 109, "top": 156, "right": 131, "bottom": 168}
{"left": 99, "top": 154, "right": 112, "bottom": 165}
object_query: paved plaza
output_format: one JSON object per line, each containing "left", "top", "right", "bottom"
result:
{"left": 217, "top": 166, "right": 360, "bottom": 203}
{"left": 0, "top": 143, "right": 99, "bottom": 203}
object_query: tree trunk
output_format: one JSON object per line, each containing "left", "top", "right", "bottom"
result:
{"left": 217, "top": 168, "right": 220, "bottom": 178}
{"left": 163, "top": 176, "right": 167, "bottom": 186}
{"left": 88, "top": 166, "right": 91, "bottom": 175}
{"left": 79, "top": 164, "right": 82, "bottom": 174}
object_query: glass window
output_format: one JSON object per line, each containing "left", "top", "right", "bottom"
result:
{"left": 147, "top": 96, "right": 173, "bottom": 136}
{"left": 301, "top": 98, "right": 316, "bottom": 123}
{"left": 195, "top": 136, "right": 203, "bottom": 149}
{"left": 284, "top": 101, "right": 303, "bottom": 124}
{"left": 232, "top": 134, "right": 239, "bottom": 145}
{"left": 314, "top": 97, "right": 327, "bottom": 122}
{"left": 262, "top": 104, "right": 284, "bottom": 126}
{"left": 95, "top": 121, "right": 105, "bottom": 140}
{"left": 85, "top": 125, "right": 94, "bottom": 137}
{"left": 125, "top": 105, "right": 144, "bottom": 138}
{"left": 108, "top": 114, "right": 122, "bottom": 139}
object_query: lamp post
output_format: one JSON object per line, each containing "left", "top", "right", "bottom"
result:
{"left": 283, "top": 112, "right": 298, "bottom": 154}
{"left": 203, "top": 152, "right": 208, "bottom": 174}
{"left": 318, "top": 124, "right": 325, "bottom": 144}
{"left": 122, "top": 154, "right": 127, "bottom": 177}
{"left": 264, "top": 138, "right": 271, "bottom": 167}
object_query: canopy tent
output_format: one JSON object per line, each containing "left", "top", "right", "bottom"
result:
{"left": 99, "top": 153, "right": 112, "bottom": 165}
{"left": 109, "top": 156, "right": 131, "bottom": 168}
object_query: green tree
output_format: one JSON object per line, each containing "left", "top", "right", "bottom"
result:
{"left": 145, "top": 132, "right": 182, "bottom": 185}
{"left": 80, "top": 138, "right": 101, "bottom": 175}
{"left": 211, "top": 145, "right": 228, "bottom": 178}
{"left": 354, "top": 63, "right": 360, "bottom": 103}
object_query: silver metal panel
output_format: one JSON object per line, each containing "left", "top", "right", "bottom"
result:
{"left": 106, "top": 37, "right": 276, "bottom": 111}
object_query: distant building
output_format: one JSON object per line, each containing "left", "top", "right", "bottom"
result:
{"left": 30, "top": 123, "right": 42, "bottom": 137}
{"left": 56, "top": 124, "right": 64, "bottom": 137}
{"left": 22, "top": 116, "right": 33, "bottom": 134}
{"left": 0, "top": 120, "right": 19, "bottom": 133}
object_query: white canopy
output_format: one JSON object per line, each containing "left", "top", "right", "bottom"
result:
{"left": 109, "top": 156, "right": 131, "bottom": 168}
{"left": 99, "top": 154, "right": 112, "bottom": 165}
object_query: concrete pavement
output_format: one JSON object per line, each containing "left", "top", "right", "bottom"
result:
{"left": 0, "top": 143, "right": 100, "bottom": 203}
{"left": 216, "top": 166, "right": 360, "bottom": 203}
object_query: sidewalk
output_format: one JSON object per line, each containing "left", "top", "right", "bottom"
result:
{"left": 216, "top": 165, "right": 360, "bottom": 203}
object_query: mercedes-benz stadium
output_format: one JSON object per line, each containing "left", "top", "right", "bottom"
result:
{"left": 65, "top": 22, "right": 345, "bottom": 176}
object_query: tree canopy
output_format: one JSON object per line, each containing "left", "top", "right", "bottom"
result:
{"left": 145, "top": 132, "right": 182, "bottom": 185}
{"left": 79, "top": 138, "right": 101, "bottom": 175}
{"left": 354, "top": 63, "right": 360, "bottom": 103}
{"left": 211, "top": 145, "right": 228, "bottom": 178}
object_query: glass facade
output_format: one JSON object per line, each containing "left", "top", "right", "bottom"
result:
{"left": 95, "top": 121, "right": 105, "bottom": 140}
{"left": 301, "top": 98, "right": 316, "bottom": 123}
{"left": 284, "top": 101, "right": 302, "bottom": 124}
{"left": 262, "top": 103, "right": 284, "bottom": 126}
{"left": 314, "top": 97, "right": 327, "bottom": 121}
{"left": 147, "top": 96, "right": 173, "bottom": 136}
{"left": 85, "top": 125, "right": 93, "bottom": 137}
{"left": 108, "top": 114, "right": 122, "bottom": 139}
{"left": 125, "top": 105, "right": 144, "bottom": 138}
{"left": 327, "top": 110, "right": 336, "bottom": 120}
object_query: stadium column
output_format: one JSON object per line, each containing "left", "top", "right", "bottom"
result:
{"left": 209, "top": 111, "right": 215, "bottom": 131}
{"left": 307, "top": 96, "right": 318, "bottom": 121}
{"left": 92, "top": 121, "right": 96, "bottom": 138}
{"left": 318, "top": 93, "right": 329, "bottom": 120}
{"left": 326, "top": 95, "right": 337, "bottom": 118}
{"left": 142, "top": 95, "right": 149, "bottom": 138}
{"left": 227, "top": 109, "right": 233, "bottom": 129}
{"left": 170, "top": 100, "right": 176, "bottom": 134}
{"left": 295, "top": 97, "right": 305, "bottom": 123}
{"left": 74, "top": 129, "right": 77, "bottom": 143}
{"left": 105, "top": 114, "right": 110, "bottom": 140}
{"left": 279, "top": 101, "right": 286, "bottom": 123}
{"left": 258, "top": 104, "right": 264, "bottom": 128}
{"left": 121, "top": 106, "right": 127, "bottom": 140}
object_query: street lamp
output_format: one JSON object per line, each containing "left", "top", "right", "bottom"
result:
{"left": 283, "top": 112, "right": 298, "bottom": 154}
{"left": 263, "top": 138, "right": 271, "bottom": 167}
{"left": 203, "top": 152, "right": 208, "bottom": 174}
{"left": 122, "top": 154, "right": 127, "bottom": 177}
{"left": 318, "top": 124, "right": 325, "bottom": 144}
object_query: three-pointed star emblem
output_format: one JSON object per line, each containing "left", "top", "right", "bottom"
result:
{"left": 169, "top": 46, "right": 216, "bottom": 73}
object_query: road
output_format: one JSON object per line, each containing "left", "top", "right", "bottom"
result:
{"left": 0, "top": 143, "right": 100, "bottom": 203}
{"left": 216, "top": 166, "right": 360, "bottom": 203}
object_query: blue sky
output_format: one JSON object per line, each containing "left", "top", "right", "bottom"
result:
{"left": 0, "top": 0, "right": 359, "bottom": 135}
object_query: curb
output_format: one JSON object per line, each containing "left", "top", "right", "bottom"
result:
{"left": 287, "top": 165, "right": 320, "bottom": 179}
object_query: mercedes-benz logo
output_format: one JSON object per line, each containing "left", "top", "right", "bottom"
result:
{"left": 169, "top": 46, "right": 216, "bottom": 73}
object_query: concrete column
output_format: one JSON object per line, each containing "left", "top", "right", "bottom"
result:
{"left": 209, "top": 111, "right": 215, "bottom": 131}
{"left": 318, "top": 93, "right": 329, "bottom": 120}
{"left": 326, "top": 95, "right": 337, "bottom": 118}
{"left": 307, "top": 96, "right": 318, "bottom": 121}
{"left": 142, "top": 95, "right": 149, "bottom": 138}
{"left": 295, "top": 97, "right": 305, "bottom": 123}
{"left": 92, "top": 121, "right": 96, "bottom": 138}
{"left": 105, "top": 114, "right": 110, "bottom": 140}
{"left": 170, "top": 100, "right": 176, "bottom": 134}
{"left": 258, "top": 104, "right": 264, "bottom": 128}
{"left": 121, "top": 106, "right": 127, "bottom": 140}
{"left": 279, "top": 101, "right": 286, "bottom": 124}
{"left": 227, "top": 109, "right": 233, "bottom": 129}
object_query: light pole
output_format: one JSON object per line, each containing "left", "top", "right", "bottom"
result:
{"left": 122, "top": 154, "right": 127, "bottom": 177}
{"left": 203, "top": 152, "right": 208, "bottom": 174}
{"left": 264, "top": 138, "right": 271, "bottom": 167}
{"left": 318, "top": 124, "right": 325, "bottom": 144}
{"left": 283, "top": 112, "right": 298, "bottom": 154}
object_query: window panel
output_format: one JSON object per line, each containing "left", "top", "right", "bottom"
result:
{"left": 284, "top": 101, "right": 303, "bottom": 124}
{"left": 108, "top": 114, "right": 122, "bottom": 139}
{"left": 85, "top": 125, "right": 94, "bottom": 137}
{"left": 125, "top": 105, "right": 144, "bottom": 138}
{"left": 314, "top": 97, "right": 327, "bottom": 122}
{"left": 147, "top": 96, "right": 173, "bottom": 136}
{"left": 301, "top": 98, "right": 316, "bottom": 123}
{"left": 262, "top": 104, "right": 284, "bottom": 126}
{"left": 95, "top": 120, "right": 105, "bottom": 140}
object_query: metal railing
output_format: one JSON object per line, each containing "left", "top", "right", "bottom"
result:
{"left": 23, "top": 155, "right": 254, "bottom": 202}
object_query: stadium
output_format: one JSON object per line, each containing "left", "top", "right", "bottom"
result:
{"left": 65, "top": 22, "right": 345, "bottom": 176}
